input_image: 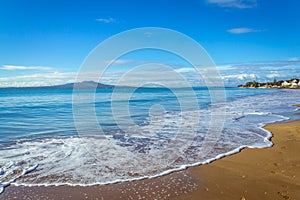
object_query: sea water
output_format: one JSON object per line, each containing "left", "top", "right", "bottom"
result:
{"left": 0, "top": 88, "right": 299, "bottom": 192}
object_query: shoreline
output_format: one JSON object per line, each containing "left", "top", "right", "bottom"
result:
{"left": 1, "top": 114, "right": 300, "bottom": 199}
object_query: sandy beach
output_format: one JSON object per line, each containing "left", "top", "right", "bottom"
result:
{"left": 184, "top": 119, "right": 300, "bottom": 200}
{"left": 1, "top": 112, "right": 300, "bottom": 199}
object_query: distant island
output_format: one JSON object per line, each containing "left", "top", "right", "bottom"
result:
{"left": 238, "top": 78, "right": 300, "bottom": 89}
{"left": 0, "top": 81, "right": 115, "bottom": 89}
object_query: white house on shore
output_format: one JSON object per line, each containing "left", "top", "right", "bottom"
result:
{"left": 281, "top": 81, "right": 292, "bottom": 87}
{"left": 291, "top": 82, "right": 299, "bottom": 88}
{"left": 241, "top": 79, "right": 299, "bottom": 88}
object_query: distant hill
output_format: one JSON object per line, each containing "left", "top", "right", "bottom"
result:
{"left": 0, "top": 81, "right": 116, "bottom": 89}
{"left": 52, "top": 81, "right": 115, "bottom": 89}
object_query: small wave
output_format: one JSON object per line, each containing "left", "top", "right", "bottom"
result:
{"left": 246, "top": 111, "right": 272, "bottom": 115}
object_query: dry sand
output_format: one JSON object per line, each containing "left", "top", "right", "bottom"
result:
{"left": 183, "top": 119, "right": 300, "bottom": 200}
{"left": 1, "top": 116, "right": 299, "bottom": 199}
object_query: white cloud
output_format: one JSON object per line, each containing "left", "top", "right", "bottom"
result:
{"left": 216, "top": 65, "right": 235, "bottom": 70}
{"left": 104, "top": 59, "right": 145, "bottom": 66}
{"left": 0, "top": 72, "right": 77, "bottom": 87}
{"left": 144, "top": 32, "right": 153, "bottom": 38}
{"left": 288, "top": 57, "right": 299, "bottom": 62}
{"left": 1, "top": 60, "right": 299, "bottom": 88}
{"left": 95, "top": 17, "right": 116, "bottom": 23}
{"left": 207, "top": 0, "right": 257, "bottom": 9}
{"left": 266, "top": 72, "right": 280, "bottom": 79}
{"left": 175, "top": 68, "right": 196, "bottom": 73}
{"left": 218, "top": 61, "right": 300, "bottom": 86}
{"left": 103, "top": 59, "right": 180, "bottom": 68}
{"left": 222, "top": 73, "right": 257, "bottom": 80}
{"left": 102, "top": 65, "right": 203, "bottom": 88}
{"left": 227, "top": 28, "right": 262, "bottom": 34}
{"left": 1, "top": 65, "right": 55, "bottom": 71}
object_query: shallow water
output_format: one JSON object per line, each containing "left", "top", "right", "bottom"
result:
{"left": 0, "top": 88, "right": 299, "bottom": 191}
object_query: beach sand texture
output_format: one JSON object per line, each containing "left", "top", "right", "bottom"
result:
{"left": 184, "top": 119, "right": 300, "bottom": 200}
{"left": 1, "top": 117, "right": 299, "bottom": 199}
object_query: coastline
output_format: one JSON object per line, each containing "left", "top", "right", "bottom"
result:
{"left": 1, "top": 112, "right": 300, "bottom": 199}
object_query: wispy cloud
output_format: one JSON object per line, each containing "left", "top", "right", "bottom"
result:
{"left": 1, "top": 60, "right": 299, "bottom": 88}
{"left": 266, "top": 72, "right": 280, "bottom": 79}
{"left": 217, "top": 60, "right": 300, "bottom": 86}
{"left": 288, "top": 57, "right": 299, "bottom": 62}
{"left": 207, "top": 0, "right": 257, "bottom": 9}
{"left": 0, "top": 72, "right": 76, "bottom": 87}
{"left": 104, "top": 59, "right": 143, "bottom": 66}
{"left": 95, "top": 17, "right": 116, "bottom": 23}
{"left": 222, "top": 73, "right": 257, "bottom": 80}
{"left": 175, "top": 68, "right": 196, "bottom": 73}
{"left": 144, "top": 32, "right": 153, "bottom": 38}
{"left": 0, "top": 65, "right": 74, "bottom": 87}
{"left": 103, "top": 59, "right": 171, "bottom": 68}
{"left": 227, "top": 27, "right": 263, "bottom": 34}
{"left": 1, "top": 65, "right": 55, "bottom": 71}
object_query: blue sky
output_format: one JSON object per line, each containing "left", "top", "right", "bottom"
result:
{"left": 0, "top": 0, "right": 300, "bottom": 87}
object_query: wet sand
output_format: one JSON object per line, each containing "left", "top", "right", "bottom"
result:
{"left": 1, "top": 115, "right": 300, "bottom": 199}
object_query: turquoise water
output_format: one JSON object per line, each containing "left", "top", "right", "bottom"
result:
{"left": 0, "top": 87, "right": 276, "bottom": 143}
{"left": 0, "top": 88, "right": 299, "bottom": 189}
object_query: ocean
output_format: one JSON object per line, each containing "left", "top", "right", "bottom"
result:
{"left": 0, "top": 87, "right": 299, "bottom": 192}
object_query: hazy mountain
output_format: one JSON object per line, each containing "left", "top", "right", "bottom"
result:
{"left": 0, "top": 81, "right": 115, "bottom": 89}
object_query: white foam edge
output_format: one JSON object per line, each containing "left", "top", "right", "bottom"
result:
{"left": 253, "top": 114, "right": 290, "bottom": 144}
{"left": 9, "top": 145, "right": 269, "bottom": 188}
{"left": 5, "top": 112, "right": 294, "bottom": 189}
{"left": 246, "top": 111, "right": 272, "bottom": 115}
{"left": 0, "top": 164, "right": 38, "bottom": 194}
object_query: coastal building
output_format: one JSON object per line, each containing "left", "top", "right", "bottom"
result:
{"left": 291, "top": 82, "right": 298, "bottom": 88}
{"left": 240, "top": 79, "right": 299, "bottom": 89}
{"left": 291, "top": 79, "right": 298, "bottom": 83}
{"left": 282, "top": 81, "right": 292, "bottom": 87}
